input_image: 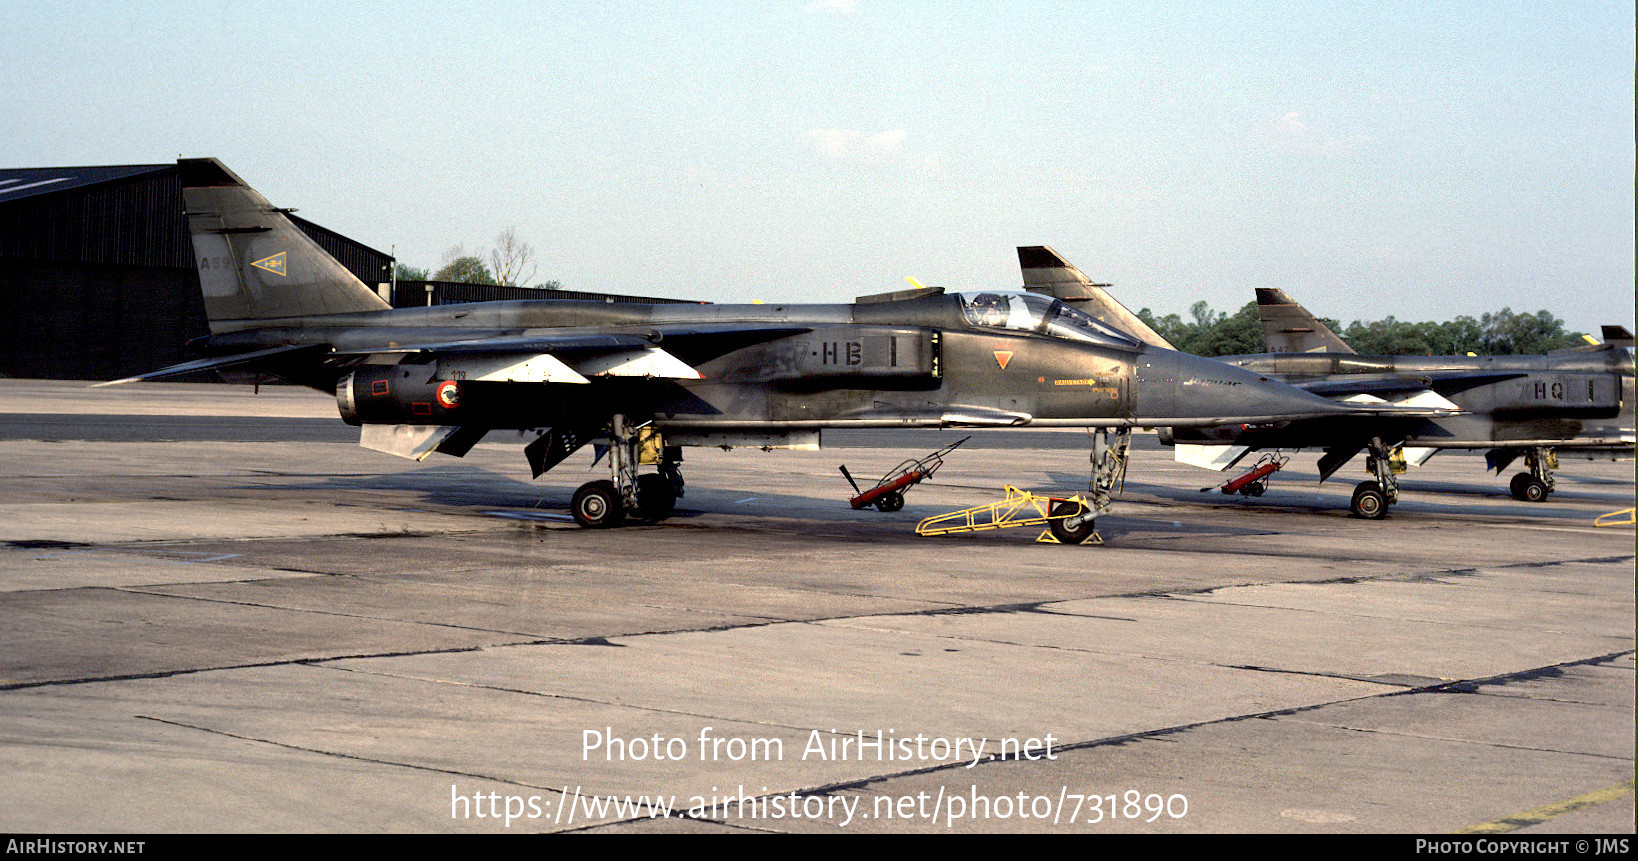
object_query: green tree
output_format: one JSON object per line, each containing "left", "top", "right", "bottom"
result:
{"left": 393, "top": 263, "right": 429, "bottom": 282}
{"left": 1479, "top": 308, "right": 1581, "bottom": 354}
{"left": 1141, "top": 298, "right": 1584, "bottom": 357}
{"left": 1191, "top": 301, "right": 1264, "bottom": 356}
{"left": 1435, "top": 316, "right": 1485, "bottom": 355}
{"left": 1189, "top": 300, "right": 1223, "bottom": 330}
{"left": 433, "top": 255, "right": 497, "bottom": 285}
{"left": 1138, "top": 301, "right": 1260, "bottom": 355}
{"left": 1136, "top": 308, "right": 1188, "bottom": 349}
{"left": 1343, "top": 317, "right": 1431, "bottom": 355}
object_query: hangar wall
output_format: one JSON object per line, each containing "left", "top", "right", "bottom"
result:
{"left": 0, "top": 161, "right": 698, "bottom": 381}
{"left": 0, "top": 162, "right": 392, "bottom": 381}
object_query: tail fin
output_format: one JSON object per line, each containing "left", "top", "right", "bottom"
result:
{"left": 1254, "top": 287, "right": 1356, "bottom": 354}
{"left": 180, "top": 158, "right": 389, "bottom": 334}
{"left": 1601, "top": 325, "right": 1634, "bottom": 348}
{"left": 1016, "top": 246, "right": 1174, "bottom": 349}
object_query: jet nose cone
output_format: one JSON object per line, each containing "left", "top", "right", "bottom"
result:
{"left": 1230, "top": 374, "right": 1359, "bottom": 420}
{"left": 1137, "top": 350, "right": 1351, "bottom": 423}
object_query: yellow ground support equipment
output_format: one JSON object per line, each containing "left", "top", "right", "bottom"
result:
{"left": 915, "top": 486, "right": 1099, "bottom": 545}
{"left": 1594, "top": 508, "right": 1634, "bottom": 528}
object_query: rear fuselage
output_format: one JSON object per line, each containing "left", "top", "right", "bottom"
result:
{"left": 1219, "top": 350, "right": 1634, "bottom": 448}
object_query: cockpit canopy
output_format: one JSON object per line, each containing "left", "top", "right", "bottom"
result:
{"left": 957, "top": 292, "right": 1141, "bottom": 350}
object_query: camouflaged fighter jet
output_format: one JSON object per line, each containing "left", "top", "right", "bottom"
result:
{"left": 104, "top": 160, "right": 1450, "bottom": 542}
{"left": 1242, "top": 288, "right": 1635, "bottom": 503}
{"left": 1019, "top": 245, "right": 1634, "bottom": 518}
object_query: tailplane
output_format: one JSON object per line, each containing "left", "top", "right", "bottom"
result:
{"left": 179, "top": 158, "right": 389, "bottom": 334}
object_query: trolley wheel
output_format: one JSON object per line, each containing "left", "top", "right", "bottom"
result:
{"left": 570, "top": 480, "right": 625, "bottom": 529}
{"left": 1350, "top": 481, "right": 1387, "bottom": 520}
{"left": 635, "top": 474, "right": 677, "bottom": 521}
{"left": 874, "top": 490, "right": 905, "bottom": 512}
{"left": 1047, "top": 500, "right": 1096, "bottom": 545}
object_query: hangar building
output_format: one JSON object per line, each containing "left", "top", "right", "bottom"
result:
{"left": 0, "top": 160, "right": 689, "bottom": 381}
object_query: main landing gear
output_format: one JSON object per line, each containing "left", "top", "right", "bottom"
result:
{"left": 1049, "top": 427, "right": 1130, "bottom": 545}
{"left": 1509, "top": 447, "right": 1556, "bottom": 502}
{"left": 1349, "top": 436, "right": 1404, "bottom": 520}
{"left": 569, "top": 415, "right": 685, "bottom": 528}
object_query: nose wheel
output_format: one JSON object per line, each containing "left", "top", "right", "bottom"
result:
{"left": 1056, "top": 427, "right": 1130, "bottom": 544}
{"left": 1047, "top": 500, "right": 1099, "bottom": 545}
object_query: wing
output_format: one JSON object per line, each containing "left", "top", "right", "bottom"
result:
{"left": 91, "top": 344, "right": 329, "bottom": 387}
{"left": 1290, "top": 370, "right": 1528, "bottom": 399}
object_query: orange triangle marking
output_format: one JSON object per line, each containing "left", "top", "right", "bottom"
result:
{"left": 994, "top": 350, "right": 1013, "bottom": 370}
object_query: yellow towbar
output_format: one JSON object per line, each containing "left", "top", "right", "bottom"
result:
{"left": 1594, "top": 508, "right": 1634, "bottom": 528}
{"left": 915, "top": 486, "right": 1099, "bottom": 545}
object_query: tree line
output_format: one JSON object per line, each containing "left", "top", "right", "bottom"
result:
{"left": 394, "top": 227, "right": 560, "bottom": 290}
{"left": 1136, "top": 300, "right": 1591, "bottom": 357}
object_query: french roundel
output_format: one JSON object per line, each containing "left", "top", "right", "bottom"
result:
{"left": 436, "top": 380, "right": 461, "bottom": 408}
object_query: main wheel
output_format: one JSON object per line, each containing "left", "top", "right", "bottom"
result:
{"left": 1518, "top": 476, "right": 1549, "bottom": 503}
{"left": 1350, "top": 481, "right": 1387, "bottom": 520}
{"left": 570, "top": 480, "right": 625, "bottom": 528}
{"left": 1509, "top": 472, "right": 1531, "bottom": 500}
{"left": 635, "top": 474, "right": 678, "bottom": 521}
{"left": 1047, "top": 500, "right": 1096, "bottom": 545}
{"left": 874, "top": 490, "right": 905, "bottom": 512}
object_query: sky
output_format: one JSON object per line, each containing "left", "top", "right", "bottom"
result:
{"left": 2, "top": 1, "right": 1632, "bottom": 335}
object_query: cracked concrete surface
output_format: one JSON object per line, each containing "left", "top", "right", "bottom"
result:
{"left": 0, "top": 380, "right": 1631, "bottom": 833}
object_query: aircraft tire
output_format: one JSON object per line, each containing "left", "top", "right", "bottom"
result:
{"left": 635, "top": 474, "right": 678, "bottom": 521}
{"left": 1048, "top": 501, "right": 1095, "bottom": 545}
{"left": 1509, "top": 473, "right": 1531, "bottom": 500}
{"left": 571, "top": 480, "right": 626, "bottom": 528}
{"left": 1519, "top": 476, "right": 1549, "bottom": 503}
{"left": 1350, "top": 481, "right": 1387, "bottom": 520}
{"left": 874, "top": 490, "right": 905, "bottom": 512}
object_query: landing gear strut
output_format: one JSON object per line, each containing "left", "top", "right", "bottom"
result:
{"left": 1509, "top": 447, "right": 1556, "bottom": 502}
{"left": 1350, "top": 436, "right": 1402, "bottom": 520}
{"left": 569, "top": 415, "right": 684, "bottom": 528}
{"left": 1052, "top": 427, "right": 1129, "bottom": 545}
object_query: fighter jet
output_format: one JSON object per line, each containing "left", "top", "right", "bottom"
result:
{"left": 1242, "top": 288, "right": 1635, "bottom": 502}
{"left": 103, "top": 160, "right": 1446, "bottom": 542}
{"left": 1019, "top": 245, "right": 1634, "bottom": 517}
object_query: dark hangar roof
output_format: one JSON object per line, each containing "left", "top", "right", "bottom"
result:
{"left": 0, "top": 164, "right": 174, "bottom": 204}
